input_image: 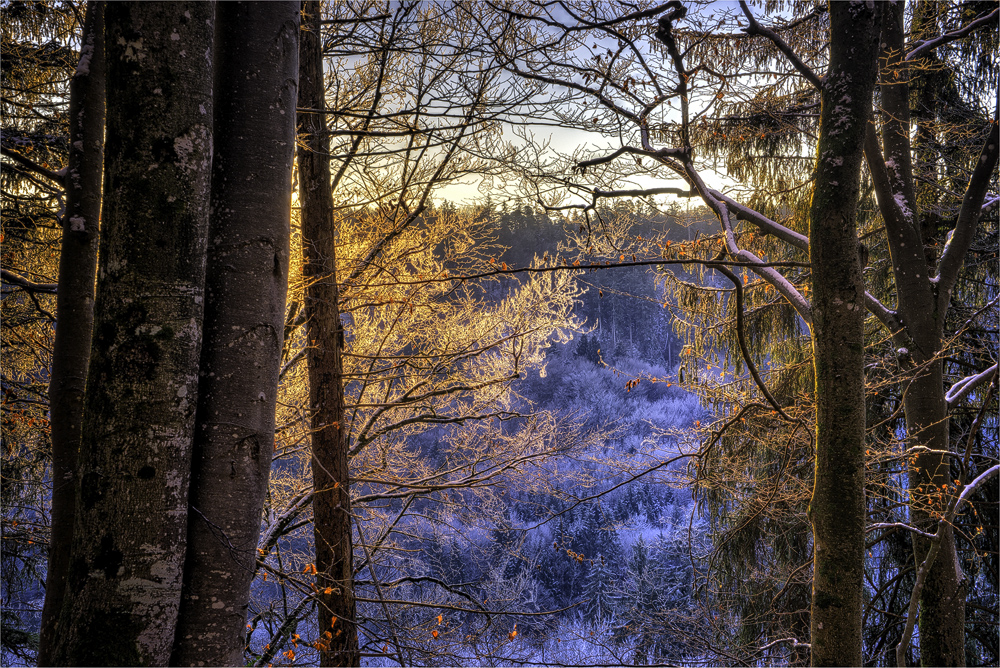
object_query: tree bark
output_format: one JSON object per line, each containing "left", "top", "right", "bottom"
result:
{"left": 37, "top": 3, "right": 105, "bottom": 664}
{"left": 807, "top": 2, "right": 882, "bottom": 665}
{"left": 171, "top": 4, "right": 299, "bottom": 666}
{"left": 298, "top": 2, "right": 360, "bottom": 665}
{"left": 48, "top": 3, "right": 215, "bottom": 665}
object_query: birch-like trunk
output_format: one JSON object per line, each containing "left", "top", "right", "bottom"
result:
{"left": 298, "top": 2, "right": 360, "bottom": 664}
{"left": 48, "top": 3, "right": 214, "bottom": 664}
{"left": 171, "top": 4, "right": 299, "bottom": 665}
{"left": 38, "top": 3, "right": 104, "bottom": 664}
{"left": 807, "top": 2, "right": 881, "bottom": 664}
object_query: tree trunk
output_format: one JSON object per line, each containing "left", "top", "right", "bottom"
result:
{"left": 904, "top": 361, "right": 966, "bottom": 666}
{"left": 298, "top": 2, "right": 360, "bottom": 665}
{"left": 171, "top": 4, "right": 299, "bottom": 666}
{"left": 48, "top": 3, "right": 215, "bottom": 665}
{"left": 873, "top": 4, "right": 980, "bottom": 663}
{"left": 807, "top": 2, "right": 881, "bottom": 665}
{"left": 38, "top": 3, "right": 104, "bottom": 664}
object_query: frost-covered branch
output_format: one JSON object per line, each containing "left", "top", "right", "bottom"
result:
{"left": 866, "top": 522, "right": 937, "bottom": 540}
{"left": 946, "top": 364, "right": 998, "bottom": 409}
{"left": 687, "top": 170, "right": 813, "bottom": 324}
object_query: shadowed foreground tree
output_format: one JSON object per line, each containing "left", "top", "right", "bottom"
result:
{"left": 41, "top": 2, "right": 301, "bottom": 665}
{"left": 35, "top": 2, "right": 103, "bottom": 663}
{"left": 172, "top": 3, "right": 299, "bottom": 665}
{"left": 48, "top": 4, "right": 216, "bottom": 663}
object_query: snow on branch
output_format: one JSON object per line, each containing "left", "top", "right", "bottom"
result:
{"left": 955, "top": 465, "right": 1000, "bottom": 513}
{"left": 946, "top": 364, "right": 998, "bottom": 409}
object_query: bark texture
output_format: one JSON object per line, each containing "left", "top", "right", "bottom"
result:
{"left": 298, "top": 2, "right": 360, "bottom": 664}
{"left": 171, "top": 4, "right": 299, "bottom": 665}
{"left": 38, "top": 3, "right": 105, "bottom": 664}
{"left": 48, "top": 3, "right": 214, "bottom": 665}
{"left": 807, "top": 2, "right": 882, "bottom": 665}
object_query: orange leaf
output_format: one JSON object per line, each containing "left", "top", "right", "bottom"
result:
{"left": 432, "top": 630, "right": 439, "bottom": 639}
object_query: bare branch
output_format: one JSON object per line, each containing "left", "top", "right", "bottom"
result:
{"left": 906, "top": 8, "right": 1000, "bottom": 61}
{"left": 1, "top": 268, "right": 58, "bottom": 293}
{"left": 738, "top": 0, "right": 823, "bottom": 90}
{"left": 935, "top": 117, "right": 1000, "bottom": 301}
{"left": 0, "top": 146, "right": 66, "bottom": 186}
{"left": 709, "top": 189, "right": 809, "bottom": 252}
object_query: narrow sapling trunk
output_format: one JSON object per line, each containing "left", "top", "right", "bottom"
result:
{"left": 807, "top": 2, "right": 882, "bottom": 665}
{"left": 48, "top": 3, "right": 214, "bottom": 665}
{"left": 172, "top": 3, "right": 299, "bottom": 665}
{"left": 38, "top": 3, "right": 104, "bottom": 664}
{"left": 298, "top": 2, "right": 360, "bottom": 665}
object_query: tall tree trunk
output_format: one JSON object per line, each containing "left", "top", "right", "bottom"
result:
{"left": 37, "top": 3, "right": 104, "bottom": 664}
{"left": 297, "top": 2, "right": 359, "bottom": 665}
{"left": 807, "top": 2, "right": 881, "bottom": 665}
{"left": 48, "top": 3, "right": 214, "bottom": 665}
{"left": 172, "top": 4, "right": 299, "bottom": 666}
{"left": 873, "top": 4, "right": 976, "bottom": 663}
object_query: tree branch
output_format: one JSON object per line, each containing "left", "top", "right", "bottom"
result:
{"left": 1, "top": 268, "right": 58, "bottom": 293}
{"left": 738, "top": 0, "right": 823, "bottom": 90}
{"left": 946, "top": 364, "right": 998, "bottom": 410}
{"left": 709, "top": 259, "right": 794, "bottom": 421}
{"left": 906, "top": 8, "right": 1000, "bottom": 61}
{"left": 709, "top": 189, "right": 809, "bottom": 252}
{"left": 935, "top": 116, "right": 1000, "bottom": 301}
{"left": 0, "top": 146, "right": 66, "bottom": 186}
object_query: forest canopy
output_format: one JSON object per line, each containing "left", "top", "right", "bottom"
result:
{"left": 1, "top": 1, "right": 997, "bottom": 666}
